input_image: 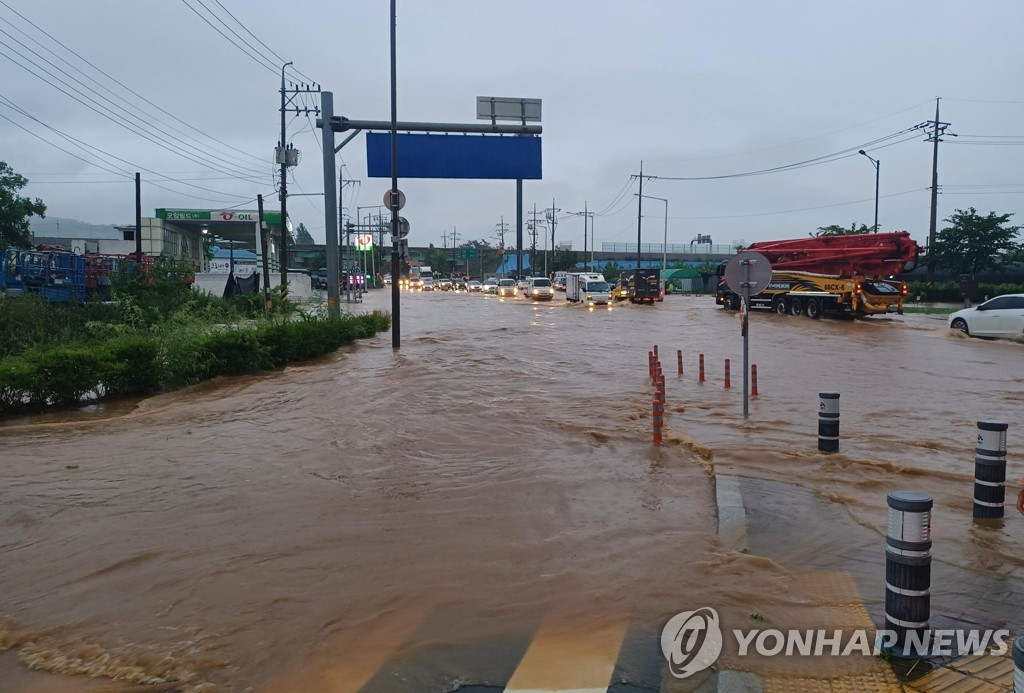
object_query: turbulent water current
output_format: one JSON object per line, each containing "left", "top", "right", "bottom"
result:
{"left": 0, "top": 289, "right": 1021, "bottom": 691}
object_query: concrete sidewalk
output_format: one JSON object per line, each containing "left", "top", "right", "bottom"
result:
{"left": 714, "top": 474, "right": 1019, "bottom": 692}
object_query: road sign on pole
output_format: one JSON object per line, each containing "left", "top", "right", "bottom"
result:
{"left": 460, "top": 246, "right": 478, "bottom": 259}
{"left": 723, "top": 251, "right": 773, "bottom": 418}
{"left": 384, "top": 188, "right": 406, "bottom": 210}
{"left": 393, "top": 217, "right": 410, "bottom": 239}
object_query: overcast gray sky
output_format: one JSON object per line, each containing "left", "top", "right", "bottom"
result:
{"left": 3, "top": 0, "right": 1023, "bottom": 252}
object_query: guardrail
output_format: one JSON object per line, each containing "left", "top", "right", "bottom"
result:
{"left": 600, "top": 242, "right": 737, "bottom": 255}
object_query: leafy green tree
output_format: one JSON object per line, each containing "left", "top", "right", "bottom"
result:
{"left": 815, "top": 223, "right": 872, "bottom": 236}
{"left": 424, "top": 245, "right": 449, "bottom": 275}
{"left": 295, "top": 222, "right": 314, "bottom": 245}
{"left": 601, "top": 261, "right": 622, "bottom": 283}
{"left": 931, "top": 207, "right": 1022, "bottom": 275}
{"left": 548, "top": 248, "right": 578, "bottom": 273}
{"left": 0, "top": 161, "right": 46, "bottom": 250}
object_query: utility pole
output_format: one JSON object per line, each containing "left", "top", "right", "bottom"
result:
{"left": 545, "top": 198, "right": 560, "bottom": 276}
{"left": 134, "top": 172, "right": 141, "bottom": 260}
{"left": 530, "top": 204, "right": 539, "bottom": 275}
{"left": 496, "top": 216, "right": 508, "bottom": 250}
{"left": 258, "top": 194, "right": 271, "bottom": 311}
{"left": 914, "top": 98, "right": 953, "bottom": 283}
{"left": 631, "top": 161, "right": 656, "bottom": 270}
{"left": 278, "top": 64, "right": 320, "bottom": 302}
{"left": 569, "top": 203, "right": 595, "bottom": 272}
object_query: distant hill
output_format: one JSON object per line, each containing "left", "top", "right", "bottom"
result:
{"left": 29, "top": 217, "right": 121, "bottom": 240}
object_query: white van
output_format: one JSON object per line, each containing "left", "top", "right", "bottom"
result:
{"left": 526, "top": 276, "right": 554, "bottom": 300}
{"left": 566, "top": 272, "right": 611, "bottom": 305}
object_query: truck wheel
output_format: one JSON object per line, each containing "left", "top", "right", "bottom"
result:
{"left": 773, "top": 296, "right": 787, "bottom": 315}
{"left": 788, "top": 298, "right": 804, "bottom": 316}
{"left": 806, "top": 298, "right": 823, "bottom": 320}
{"left": 726, "top": 295, "right": 740, "bottom": 311}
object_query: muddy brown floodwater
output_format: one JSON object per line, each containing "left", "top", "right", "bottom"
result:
{"left": 1, "top": 290, "right": 1021, "bottom": 692}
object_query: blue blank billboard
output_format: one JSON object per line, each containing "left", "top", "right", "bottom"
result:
{"left": 366, "top": 132, "right": 542, "bottom": 180}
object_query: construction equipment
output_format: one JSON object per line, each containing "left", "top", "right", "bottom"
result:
{"left": 716, "top": 232, "right": 921, "bottom": 318}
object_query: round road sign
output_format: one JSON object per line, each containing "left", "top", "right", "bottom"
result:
{"left": 723, "top": 251, "right": 773, "bottom": 297}
{"left": 394, "top": 217, "right": 410, "bottom": 239}
{"left": 384, "top": 188, "right": 406, "bottom": 211}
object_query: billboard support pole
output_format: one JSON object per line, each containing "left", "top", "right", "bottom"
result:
{"left": 390, "top": 0, "right": 401, "bottom": 349}
{"left": 320, "top": 91, "right": 340, "bottom": 318}
{"left": 516, "top": 179, "right": 523, "bottom": 280}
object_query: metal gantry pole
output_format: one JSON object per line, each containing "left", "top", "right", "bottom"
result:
{"left": 390, "top": 0, "right": 400, "bottom": 349}
{"left": 515, "top": 181, "right": 523, "bottom": 279}
{"left": 321, "top": 91, "right": 340, "bottom": 317}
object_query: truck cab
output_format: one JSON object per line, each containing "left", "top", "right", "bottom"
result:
{"left": 566, "top": 272, "right": 611, "bottom": 305}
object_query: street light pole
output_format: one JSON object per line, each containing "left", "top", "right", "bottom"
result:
{"left": 858, "top": 149, "right": 880, "bottom": 233}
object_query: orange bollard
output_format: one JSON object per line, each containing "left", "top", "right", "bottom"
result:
{"left": 751, "top": 364, "right": 759, "bottom": 397}
{"left": 652, "top": 398, "right": 663, "bottom": 444}
{"left": 677, "top": 349, "right": 683, "bottom": 376}
{"left": 699, "top": 353, "right": 705, "bottom": 383}
{"left": 657, "top": 375, "right": 666, "bottom": 403}
{"left": 648, "top": 350, "right": 655, "bottom": 378}
{"left": 653, "top": 344, "right": 659, "bottom": 359}
{"left": 724, "top": 358, "right": 731, "bottom": 389}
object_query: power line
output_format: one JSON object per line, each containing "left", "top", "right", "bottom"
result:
{"left": 210, "top": 0, "right": 315, "bottom": 84}
{"left": 0, "top": 39, "right": 270, "bottom": 180}
{"left": 651, "top": 129, "right": 919, "bottom": 181}
{"left": 0, "top": 0, "right": 268, "bottom": 168}
{"left": 657, "top": 188, "right": 928, "bottom": 221}
{"left": 178, "top": 0, "right": 278, "bottom": 74}
{"left": 0, "top": 95, "right": 257, "bottom": 200}
{"left": 643, "top": 99, "right": 936, "bottom": 165}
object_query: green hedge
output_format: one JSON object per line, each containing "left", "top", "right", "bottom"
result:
{"left": 0, "top": 311, "right": 390, "bottom": 415}
{"left": 905, "top": 280, "right": 1024, "bottom": 302}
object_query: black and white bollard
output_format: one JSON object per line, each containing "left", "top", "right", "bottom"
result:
{"left": 974, "top": 420, "right": 1008, "bottom": 519}
{"left": 818, "top": 391, "right": 840, "bottom": 453}
{"left": 1013, "top": 636, "right": 1024, "bottom": 693}
{"left": 885, "top": 491, "right": 932, "bottom": 657}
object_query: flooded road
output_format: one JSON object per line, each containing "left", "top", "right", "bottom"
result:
{"left": 0, "top": 289, "right": 1021, "bottom": 691}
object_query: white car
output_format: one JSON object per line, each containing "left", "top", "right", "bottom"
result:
{"left": 949, "top": 294, "right": 1024, "bottom": 339}
{"left": 482, "top": 278, "right": 499, "bottom": 294}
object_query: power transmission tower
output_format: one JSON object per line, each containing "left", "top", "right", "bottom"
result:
{"left": 278, "top": 63, "right": 320, "bottom": 299}
{"left": 912, "top": 98, "right": 955, "bottom": 283}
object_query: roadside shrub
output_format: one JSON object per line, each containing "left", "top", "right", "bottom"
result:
{"left": 197, "top": 326, "right": 274, "bottom": 376}
{"left": 0, "top": 309, "right": 391, "bottom": 416}
{"left": 19, "top": 344, "right": 107, "bottom": 406}
{"left": 906, "top": 280, "right": 1024, "bottom": 302}
{"left": 103, "top": 335, "right": 161, "bottom": 396}
{"left": 0, "top": 294, "right": 120, "bottom": 357}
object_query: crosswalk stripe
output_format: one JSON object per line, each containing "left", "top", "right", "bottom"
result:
{"left": 257, "top": 605, "right": 431, "bottom": 693}
{"left": 503, "top": 612, "right": 630, "bottom": 693}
